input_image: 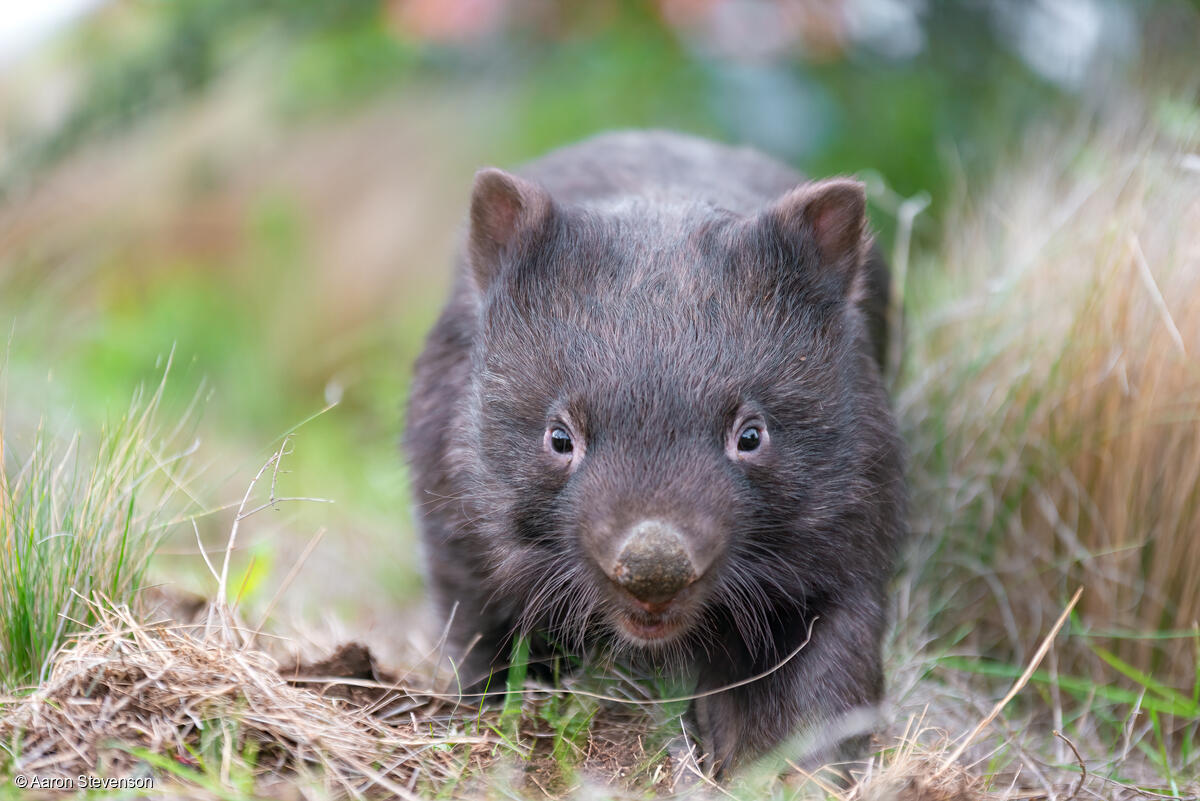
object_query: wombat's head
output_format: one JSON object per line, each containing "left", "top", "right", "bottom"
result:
{"left": 458, "top": 168, "right": 900, "bottom": 659}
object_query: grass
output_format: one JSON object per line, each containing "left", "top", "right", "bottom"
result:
{"left": 892, "top": 107, "right": 1200, "bottom": 796}
{"left": 0, "top": 599, "right": 491, "bottom": 799}
{"left": 0, "top": 441, "right": 492, "bottom": 799}
{"left": 0, "top": 356, "right": 198, "bottom": 690}
{"left": 901, "top": 112, "right": 1200, "bottom": 689}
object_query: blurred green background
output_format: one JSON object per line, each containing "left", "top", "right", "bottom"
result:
{"left": 1, "top": 0, "right": 1197, "bottom": 640}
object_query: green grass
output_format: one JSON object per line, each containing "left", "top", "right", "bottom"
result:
{"left": 0, "top": 361, "right": 196, "bottom": 690}
{"left": 130, "top": 733, "right": 266, "bottom": 801}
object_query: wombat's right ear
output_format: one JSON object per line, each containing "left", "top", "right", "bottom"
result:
{"left": 467, "top": 168, "right": 554, "bottom": 292}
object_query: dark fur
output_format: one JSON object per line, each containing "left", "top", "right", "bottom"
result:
{"left": 404, "top": 131, "right": 905, "bottom": 772}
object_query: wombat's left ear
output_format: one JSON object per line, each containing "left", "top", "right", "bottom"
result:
{"left": 467, "top": 168, "right": 555, "bottom": 292}
{"left": 765, "top": 178, "right": 868, "bottom": 296}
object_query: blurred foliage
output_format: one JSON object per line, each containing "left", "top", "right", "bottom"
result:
{"left": 9, "top": 0, "right": 1185, "bottom": 206}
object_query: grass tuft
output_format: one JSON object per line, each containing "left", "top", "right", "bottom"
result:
{"left": 901, "top": 110, "right": 1200, "bottom": 692}
{"left": 0, "top": 598, "right": 500, "bottom": 799}
{"left": 0, "top": 361, "right": 197, "bottom": 690}
{"left": 896, "top": 109, "right": 1200, "bottom": 794}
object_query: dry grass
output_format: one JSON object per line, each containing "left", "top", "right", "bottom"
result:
{"left": 899, "top": 110, "right": 1200, "bottom": 690}
{"left": 0, "top": 595, "right": 1065, "bottom": 801}
{"left": 843, "top": 733, "right": 984, "bottom": 801}
{"left": 0, "top": 599, "right": 502, "bottom": 799}
{"left": 0, "top": 439, "right": 494, "bottom": 798}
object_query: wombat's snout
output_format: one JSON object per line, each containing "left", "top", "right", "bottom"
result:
{"left": 610, "top": 520, "right": 699, "bottom": 607}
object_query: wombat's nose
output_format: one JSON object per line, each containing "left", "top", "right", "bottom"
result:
{"left": 611, "top": 521, "right": 699, "bottom": 605}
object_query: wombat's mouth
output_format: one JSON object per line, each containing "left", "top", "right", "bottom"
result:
{"left": 600, "top": 567, "right": 710, "bottom": 648}
{"left": 619, "top": 613, "right": 686, "bottom": 642}
{"left": 614, "top": 607, "right": 688, "bottom": 645}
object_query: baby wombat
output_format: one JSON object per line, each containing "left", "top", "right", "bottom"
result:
{"left": 405, "top": 131, "right": 905, "bottom": 772}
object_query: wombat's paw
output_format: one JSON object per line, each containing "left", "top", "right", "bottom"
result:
{"left": 691, "top": 693, "right": 744, "bottom": 777}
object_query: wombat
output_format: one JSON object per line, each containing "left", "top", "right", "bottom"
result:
{"left": 404, "top": 130, "right": 905, "bottom": 772}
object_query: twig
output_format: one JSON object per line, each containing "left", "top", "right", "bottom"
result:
{"left": 1053, "top": 730, "right": 1086, "bottom": 801}
{"left": 193, "top": 519, "right": 219, "bottom": 584}
{"left": 217, "top": 441, "right": 284, "bottom": 604}
{"left": 937, "top": 588, "right": 1083, "bottom": 774}
{"left": 886, "top": 189, "right": 932, "bottom": 383}
{"left": 214, "top": 436, "right": 331, "bottom": 622}
{"left": 292, "top": 617, "right": 818, "bottom": 707}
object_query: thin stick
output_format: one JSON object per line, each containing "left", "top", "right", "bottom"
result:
{"left": 215, "top": 435, "right": 331, "bottom": 608}
{"left": 1053, "top": 729, "right": 1087, "bottom": 801}
{"left": 937, "top": 588, "right": 1082, "bottom": 774}
{"left": 291, "top": 617, "right": 818, "bottom": 707}
{"left": 217, "top": 443, "right": 283, "bottom": 602}
{"left": 194, "top": 519, "right": 219, "bottom": 584}
{"left": 886, "top": 190, "right": 932, "bottom": 383}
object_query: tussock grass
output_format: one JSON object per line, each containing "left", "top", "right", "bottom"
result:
{"left": 0, "top": 361, "right": 197, "bottom": 689}
{"left": 896, "top": 111, "right": 1200, "bottom": 792}
{"left": 900, "top": 112, "right": 1200, "bottom": 689}
{"left": 0, "top": 442, "right": 496, "bottom": 799}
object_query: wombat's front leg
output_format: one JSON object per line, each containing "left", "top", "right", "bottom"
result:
{"left": 449, "top": 616, "right": 515, "bottom": 696}
{"left": 692, "top": 596, "right": 885, "bottom": 774}
{"left": 423, "top": 530, "right": 516, "bottom": 694}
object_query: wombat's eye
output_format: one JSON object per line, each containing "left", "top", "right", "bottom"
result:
{"left": 548, "top": 427, "right": 573, "bottom": 455}
{"left": 728, "top": 418, "right": 769, "bottom": 460}
{"left": 737, "top": 425, "right": 762, "bottom": 452}
{"left": 544, "top": 419, "right": 583, "bottom": 468}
